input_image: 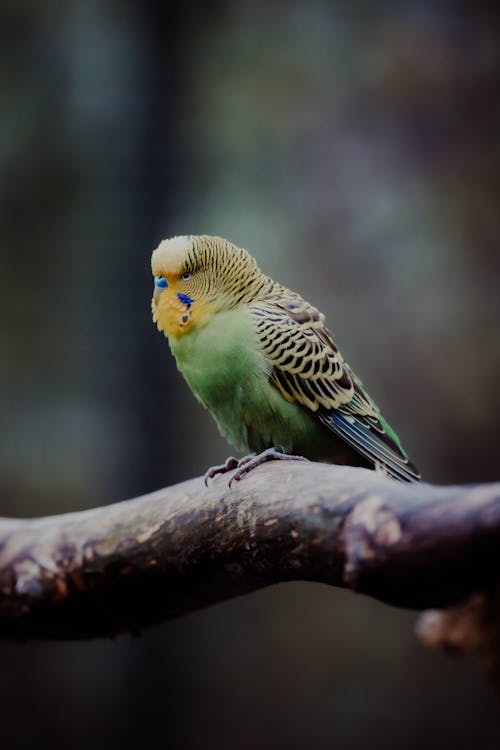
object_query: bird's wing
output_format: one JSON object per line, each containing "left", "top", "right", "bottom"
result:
{"left": 250, "top": 297, "right": 420, "bottom": 482}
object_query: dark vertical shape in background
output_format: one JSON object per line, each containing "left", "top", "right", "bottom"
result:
{"left": 99, "top": 0, "right": 184, "bottom": 499}
{"left": 107, "top": 5, "right": 202, "bottom": 749}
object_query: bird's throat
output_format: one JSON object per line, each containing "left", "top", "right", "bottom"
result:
{"left": 152, "top": 294, "right": 215, "bottom": 339}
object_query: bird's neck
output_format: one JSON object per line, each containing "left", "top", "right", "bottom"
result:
{"left": 224, "top": 272, "right": 282, "bottom": 308}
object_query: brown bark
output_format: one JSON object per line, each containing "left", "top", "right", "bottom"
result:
{"left": 0, "top": 462, "right": 499, "bottom": 663}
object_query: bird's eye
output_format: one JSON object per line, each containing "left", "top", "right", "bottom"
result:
{"left": 181, "top": 272, "right": 191, "bottom": 281}
{"left": 154, "top": 275, "right": 168, "bottom": 289}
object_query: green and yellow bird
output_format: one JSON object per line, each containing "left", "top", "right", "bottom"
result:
{"left": 151, "top": 235, "right": 420, "bottom": 484}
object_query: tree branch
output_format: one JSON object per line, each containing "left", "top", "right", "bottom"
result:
{"left": 1, "top": 462, "right": 499, "bottom": 652}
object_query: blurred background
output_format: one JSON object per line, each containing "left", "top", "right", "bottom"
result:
{"left": 1, "top": 0, "right": 499, "bottom": 748}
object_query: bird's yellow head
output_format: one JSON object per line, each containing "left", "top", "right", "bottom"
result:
{"left": 151, "top": 234, "right": 265, "bottom": 339}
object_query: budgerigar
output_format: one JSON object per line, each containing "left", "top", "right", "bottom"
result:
{"left": 151, "top": 235, "right": 420, "bottom": 484}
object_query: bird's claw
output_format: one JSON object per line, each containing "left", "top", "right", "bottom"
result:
{"left": 204, "top": 456, "right": 239, "bottom": 486}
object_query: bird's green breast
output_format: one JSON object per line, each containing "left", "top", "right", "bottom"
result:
{"left": 168, "top": 307, "right": 341, "bottom": 459}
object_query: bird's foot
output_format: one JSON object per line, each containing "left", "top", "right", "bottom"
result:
{"left": 229, "top": 448, "right": 308, "bottom": 488}
{"left": 231, "top": 448, "right": 308, "bottom": 488}
{"left": 204, "top": 449, "right": 308, "bottom": 488}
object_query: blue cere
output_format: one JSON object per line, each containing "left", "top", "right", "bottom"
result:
{"left": 177, "top": 293, "right": 193, "bottom": 306}
{"left": 155, "top": 275, "right": 168, "bottom": 289}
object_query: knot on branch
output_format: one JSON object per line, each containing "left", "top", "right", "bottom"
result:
{"left": 342, "top": 495, "right": 403, "bottom": 589}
